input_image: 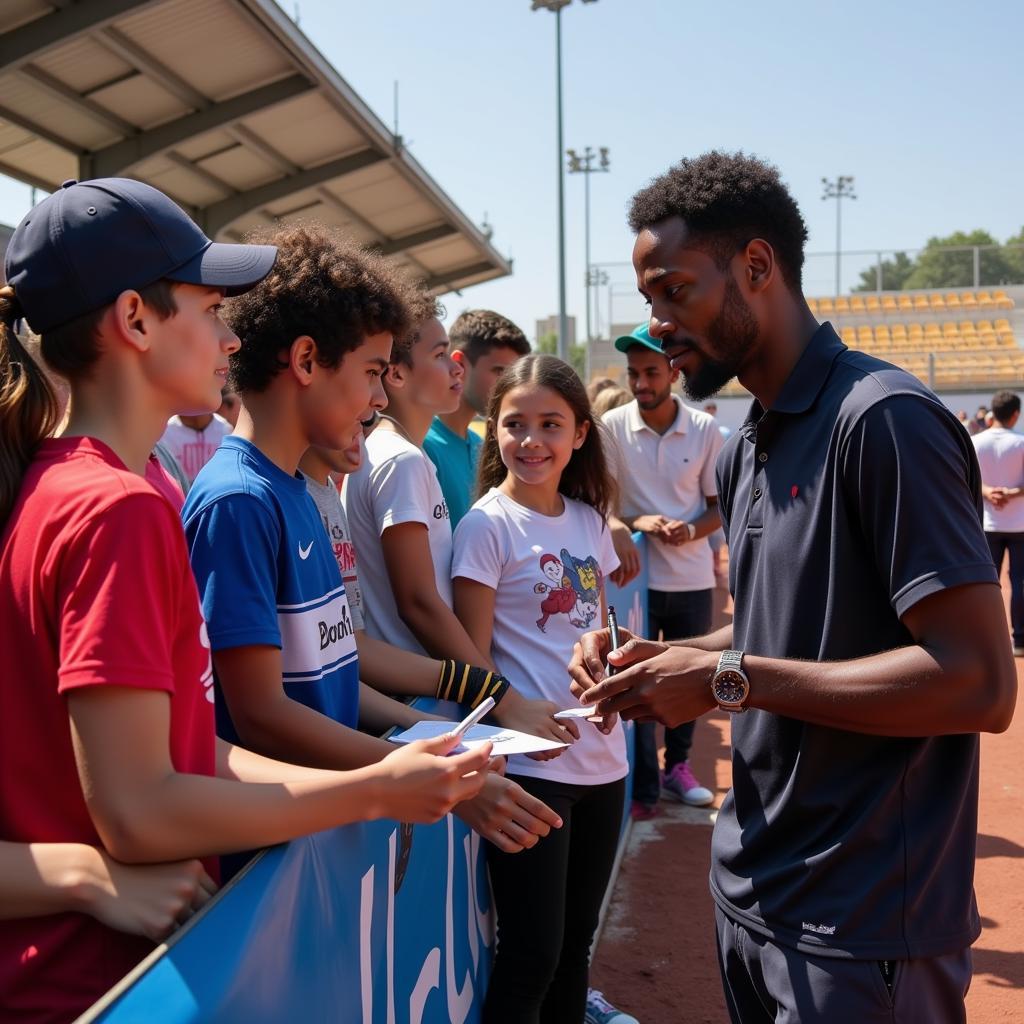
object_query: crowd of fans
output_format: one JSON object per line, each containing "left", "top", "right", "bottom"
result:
{"left": 1, "top": 151, "right": 1019, "bottom": 1024}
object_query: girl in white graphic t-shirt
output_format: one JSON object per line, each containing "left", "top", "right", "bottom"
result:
{"left": 453, "top": 354, "right": 629, "bottom": 1023}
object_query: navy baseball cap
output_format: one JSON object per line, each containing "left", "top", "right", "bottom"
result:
{"left": 613, "top": 322, "right": 663, "bottom": 355}
{"left": 5, "top": 177, "right": 277, "bottom": 334}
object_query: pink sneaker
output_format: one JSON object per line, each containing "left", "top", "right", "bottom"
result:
{"left": 661, "top": 762, "right": 714, "bottom": 807}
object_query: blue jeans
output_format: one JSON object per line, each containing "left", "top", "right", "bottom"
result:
{"left": 986, "top": 531, "right": 1024, "bottom": 647}
{"left": 633, "top": 588, "right": 713, "bottom": 805}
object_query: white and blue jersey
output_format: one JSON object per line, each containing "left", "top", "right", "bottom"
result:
{"left": 183, "top": 436, "right": 359, "bottom": 743}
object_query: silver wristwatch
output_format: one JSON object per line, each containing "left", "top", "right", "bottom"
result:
{"left": 711, "top": 649, "right": 750, "bottom": 713}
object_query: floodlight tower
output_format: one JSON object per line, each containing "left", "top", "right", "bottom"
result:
{"left": 567, "top": 145, "right": 610, "bottom": 344}
{"left": 821, "top": 175, "right": 856, "bottom": 295}
{"left": 531, "top": 0, "right": 599, "bottom": 361}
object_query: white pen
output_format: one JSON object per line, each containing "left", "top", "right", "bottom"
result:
{"left": 450, "top": 695, "right": 496, "bottom": 739}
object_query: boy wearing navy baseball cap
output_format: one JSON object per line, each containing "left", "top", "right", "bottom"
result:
{"left": 0, "top": 180, "right": 491, "bottom": 1020}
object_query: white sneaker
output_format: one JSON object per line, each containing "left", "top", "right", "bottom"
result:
{"left": 584, "top": 988, "right": 639, "bottom": 1024}
{"left": 661, "top": 761, "right": 714, "bottom": 807}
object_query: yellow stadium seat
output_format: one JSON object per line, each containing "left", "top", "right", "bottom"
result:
{"left": 908, "top": 323, "right": 924, "bottom": 338}
{"left": 834, "top": 297, "right": 851, "bottom": 314}
{"left": 841, "top": 327, "right": 856, "bottom": 344}
{"left": 875, "top": 326, "right": 891, "bottom": 343}
{"left": 865, "top": 295, "right": 881, "bottom": 313}
{"left": 961, "top": 292, "right": 978, "bottom": 310}
{"left": 807, "top": 298, "right": 819, "bottom": 315}
{"left": 993, "top": 289, "right": 1014, "bottom": 310}
{"left": 849, "top": 295, "right": 866, "bottom": 314}
{"left": 881, "top": 295, "right": 898, "bottom": 313}
{"left": 941, "top": 322, "right": 958, "bottom": 337}
{"left": 944, "top": 292, "right": 962, "bottom": 311}
{"left": 928, "top": 293, "right": 945, "bottom": 310}
{"left": 913, "top": 294, "right": 930, "bottom": 312}
{"left": 818, "top": 297, "right": 834, "bottom": 315}
{"left": 977, "top": 291, "right": 995, "bottom": 310}
{"left": 924, "top": 323, "right": 941, "bottom": 336}
{"left": 977, "top": 320, "right": 994, "bottom": 332}
{"left": 995, "top": 318, "right": 1012, "bottom": 332}
{"left": 897, "top": 295, "right": 914, "bottom": 312}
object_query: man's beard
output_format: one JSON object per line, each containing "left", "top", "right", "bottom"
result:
{"left": 678, "top": 276, "right": 758, "bottom": 402}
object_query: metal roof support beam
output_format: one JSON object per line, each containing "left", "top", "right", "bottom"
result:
{"left": 0, "top": 101, "right": 81, "bottom": 156}
{"left": 86, "top": 74, "right": 314, "bottom": 178}
{"left": 376, "top": 223, "right": 457, "bottom": 256}
{"left": 423, "top": 261, "right": 498, "bottom": 293}
{"left": 199, "top": 148, "right": 387, "bottom": 235}
{"left": 95, "top": 25, "right": 208, "bottom": 109}
{"left": 18, "top": 65, "right": 135, "bottom": 137}
{"left": 0, "top": 0, "right": 161, "bottom": 73}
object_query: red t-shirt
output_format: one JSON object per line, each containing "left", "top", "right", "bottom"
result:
{"left": 0, "top": 438, "right": 216, "bottom": 1022}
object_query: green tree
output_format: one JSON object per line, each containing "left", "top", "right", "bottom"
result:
{"left": 902, "top": 230, "right": 1016, "bottom": 290}
{"left": 1003, "top": 226, "right": 1024, "bottom": 283}
{"left": 536, "top": 331, "right": 586, "bottom": 379}
{"left": 853, "top": 251, "right": 915, "bottom": 292}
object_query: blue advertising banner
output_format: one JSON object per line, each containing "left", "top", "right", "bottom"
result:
{"left": 84, "top": 537, "right": 648, "bottom": 1024}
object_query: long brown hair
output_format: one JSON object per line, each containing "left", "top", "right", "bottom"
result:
{"left": 0, "top": 281, "right": 178, "bottom": 529}
{"left": 0, "top": 287, "right": 59, "bottom": 528}
{"left": 477, "top": 353, "right": 616, "bottom": 520}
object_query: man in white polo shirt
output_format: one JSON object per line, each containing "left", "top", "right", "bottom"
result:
{"left": 602, "top": 323, "right": 724, "bottom": 818}
{"left": 973, "top": 389, "right": 1024, "bottom": 656}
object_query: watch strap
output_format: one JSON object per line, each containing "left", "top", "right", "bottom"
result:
{"left": 717, "top": 649, "right": 743, "bottom": 674}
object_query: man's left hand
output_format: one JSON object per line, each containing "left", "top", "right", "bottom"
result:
{"left": 579, "top": 641, "right": 719, "bottom": 726}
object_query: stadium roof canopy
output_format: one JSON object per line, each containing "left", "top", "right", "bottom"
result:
{"left": 0, "top": 0, "right": 511, "bottom": 294}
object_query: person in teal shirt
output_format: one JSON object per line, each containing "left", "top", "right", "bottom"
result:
{"left": 424, "top": 309, "right": 530, "bottom": 526}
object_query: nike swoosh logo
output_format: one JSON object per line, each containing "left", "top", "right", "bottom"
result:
{"left": 298, "top": 541, "right": 314, "bottom": 560}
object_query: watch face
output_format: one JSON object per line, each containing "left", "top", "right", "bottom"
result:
{"left": 714, "top": 670, "right": 749, "bottom": 705}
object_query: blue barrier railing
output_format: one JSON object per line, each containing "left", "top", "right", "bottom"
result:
{"left": 82, "top": 537, "right": 648, "bottom": 1024}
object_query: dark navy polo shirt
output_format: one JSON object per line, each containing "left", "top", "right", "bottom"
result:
{"left": 712, "top": 323, "right": 998, "bottom": 960}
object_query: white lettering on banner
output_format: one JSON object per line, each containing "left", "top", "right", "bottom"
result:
{"left": 359, "top": 820, "right": 495, "bottom": 1021}
{"left": 279, "top": 589, "right": 356, "bottom": 682}
{"left": 360, "top": 863, "right": 374, "bottom": 1024}
{"left": 410, "top": 950, "right": 441, "bottom": 1024}
{"left": 387, "top": 830, "right": 396, "bottom": 1024}
{"left": 445, "top": 815, "right": 473, "bottom": 1024}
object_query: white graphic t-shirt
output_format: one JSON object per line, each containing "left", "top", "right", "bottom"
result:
{"left": 302, "top": 472, "right": 365, "bottom": 631}
{"left": 342, "top": 429, "right": 452, "bottom": 654}
{"left": 159, "top": 414, "right": 233, "bottom": 484}
{"left": 453, "top": 488, "right": 628, "bottom": 785}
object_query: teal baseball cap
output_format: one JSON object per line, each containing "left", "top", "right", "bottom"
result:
{"left": 613, "top": 322, "right": 663, "bottom": 355}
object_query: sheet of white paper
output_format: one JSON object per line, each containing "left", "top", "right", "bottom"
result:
{"left": 389, "top": 720, "right": 567, "bottom": 756}
{"left": 554, "top": 705, "right": 601, "bottom": 720}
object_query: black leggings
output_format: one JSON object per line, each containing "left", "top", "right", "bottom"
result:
{"left": 482, "top": 774, "right": 626, "bottom": 1024}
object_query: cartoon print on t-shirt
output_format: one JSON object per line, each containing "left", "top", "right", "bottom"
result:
{"left": 533, "top": 548, "right": 602, "bottom": 632}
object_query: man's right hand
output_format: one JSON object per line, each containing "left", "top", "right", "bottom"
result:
{"left": 568, "top": 625, "right": 666, "bottom": 701}
{"left": 454, "top": 773, "right": 563, "bottom": 853}
{"left": 375, "top": 734, "right": 492, "bottom": 824}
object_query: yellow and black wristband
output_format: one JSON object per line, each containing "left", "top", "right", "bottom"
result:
{"left": 436, "top": 660, "right": 511, "bottom": 709}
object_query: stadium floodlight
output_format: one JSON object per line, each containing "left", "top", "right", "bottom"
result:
{"left": 822, "top": 175, "right": 857, "bottom": 295}
{"left": 531, "top": 0, "right": 599, "bottom": 362}
{"left": 567, "top": 145, "right": 611, "bottom": 345}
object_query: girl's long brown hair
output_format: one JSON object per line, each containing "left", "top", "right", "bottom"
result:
{"left": 477, "top": 353, "right": 616, "bottom": 520}
{"left": 0, "top": 287, "right": 59, "bottom": 528}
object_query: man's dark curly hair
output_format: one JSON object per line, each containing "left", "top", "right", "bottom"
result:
{"left": 628, "top": 151, "right": 809, "bottom": 290}
{"left": 449, "top": 309, "right": 530, "bottom": 363}
{"left": 226, "top": 223, "right": 414, "bottom": 393}
{"left": 389, "top": 287, "right": 446, "bottom": 369}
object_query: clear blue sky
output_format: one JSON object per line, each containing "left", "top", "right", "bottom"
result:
{"left": 0, "top": 0, "right": 1021, "bottom": 339}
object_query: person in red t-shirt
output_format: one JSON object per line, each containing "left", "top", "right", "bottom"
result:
{"left": 0, "top": 179, "right": 491, "bottom": 1023}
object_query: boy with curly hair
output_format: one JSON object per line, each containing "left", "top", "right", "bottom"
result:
{"left": 184, "top": 224, "right": 562, "bottom": 855}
